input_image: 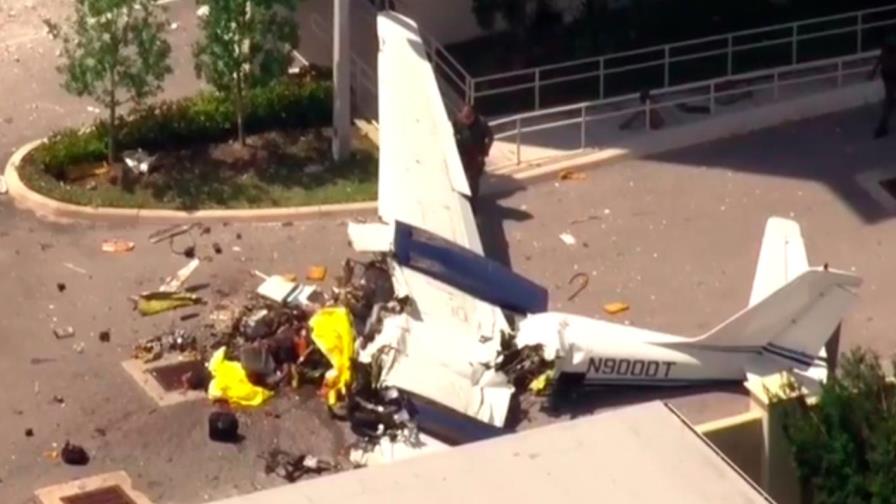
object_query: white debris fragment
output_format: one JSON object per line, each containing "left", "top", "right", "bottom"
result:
{"left": 86, "top": 106, "right": 101, "bottom": 114}
{"left": 169, "top": 22, "right": 179, "bottom": 30}
{"left": 559, "top": 233, "right": 576, "bottom": 246}
{"left": 197, "top": 5, "right": 210, "bottom": 18}
{"left": 0, "top": 175, "right": 7, "bottom": 195}
{"left": 603, "top": 208, "right": 611, "bottom": 215}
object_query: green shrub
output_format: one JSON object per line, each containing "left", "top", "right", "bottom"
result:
{"left": 32, "top": 78, "right": 333, "bottom": 177}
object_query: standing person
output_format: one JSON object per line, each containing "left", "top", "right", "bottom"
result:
{"left": 453, "top": 104, "right": 494, "bottom": 211}
{"left": 869, "top": 35, "right": 896, "bottom": 139}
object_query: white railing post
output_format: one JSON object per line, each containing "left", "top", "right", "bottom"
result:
{"left": 791, "top": 25, "right": 798, "bottom": 65}
{"left": 599, "top": 57, "right": 605, "bottom": 100}
{"left": 857, "top": 13, "right": 863, "bottom": 53}
{"left": 515, "top": 117, "right": 522, "bottom": 165}
{"left": 727, "top": 35, "right": 734, "bottom": 75}
{"left": 534, "top": 69, "right": 541, "bottom": 110}
{"left": 664, "top": 46, "right": 671, "bottom": 87}
{"left": 580, "top": 105, "right": 586, "bottom": 149}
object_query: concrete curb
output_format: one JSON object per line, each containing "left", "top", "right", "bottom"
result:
{"left": 5, "top": 82, "right": 884, "bottom": 224}
{"left": 4, "top": 138, "right": 378, "bottom": 224}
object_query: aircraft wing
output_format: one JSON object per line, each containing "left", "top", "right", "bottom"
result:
{"left": 374, "top": 12, "right": 510, "bottom": 343}
{"left": 350, "top": 12, "right": 516, "bottom": 426}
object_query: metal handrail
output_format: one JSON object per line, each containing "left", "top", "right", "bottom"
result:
{"left": 357, "top": 0, "right": 473, "bottom": 102}
{"left": 468, "top": 4, "right": 896, "bottom": 108}
{"left": 488, "top": 51, "right": 878, "bottom": 166}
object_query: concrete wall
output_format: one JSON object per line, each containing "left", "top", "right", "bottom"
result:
{"left": 696, "top": 411, "right": 765, "bottom": 486}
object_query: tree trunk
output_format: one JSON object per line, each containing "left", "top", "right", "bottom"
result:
{"left": 236, "top": 72, "right": 245, "bottom": 146}
{"left": 108, "top": 100, "right": 117, "bottom": 165}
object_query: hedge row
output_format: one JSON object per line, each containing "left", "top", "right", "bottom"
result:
{"left": 34, "top": 76, "right": 333, "bottom": 178}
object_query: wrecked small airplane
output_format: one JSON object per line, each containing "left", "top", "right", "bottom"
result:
{"left": 348, "top": 12, "right": 863, "bottom": 447}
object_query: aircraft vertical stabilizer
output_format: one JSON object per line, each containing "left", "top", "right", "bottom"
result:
{"left": 749, "top": 217, "right": 809, "bottom": 307}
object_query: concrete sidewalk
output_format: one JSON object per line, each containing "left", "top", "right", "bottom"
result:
{"left": 485, "top": 58, "right": 883, "bottom": 176}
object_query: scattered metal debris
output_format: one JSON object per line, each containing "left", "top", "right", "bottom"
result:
{"left": 159, "top": 258, "right": 201, "bottom": 293}
{"left": 98, "top": 330, "right": 111, "bottom": 343}
{"left": 559, "top": 233, "right": 576, "bottom": 246}
{"left": 262, "top": 449, "right": 336, "bottom": 482}
{"left": 603, "top": 302, "right": 630, "bottom": 315}
{"left": 558, "top": 170, "right": 586, "bottom": 181}
{"left": 56, "top": 282, "right": 66, "bottom": 293}
{"left": 567, "top": 273, "right": 589, "bottom": 301}
{"left": 53, "top": 326, "right": 75, "bottom": 340}
{"left": 63, "top": 263, "right": 88, "bottom": 275}
{"left": 101, "top": 239, "right": 135, "bottom": 253}
{"left": 570, "top": 215, "right": 601, "bottom": 225}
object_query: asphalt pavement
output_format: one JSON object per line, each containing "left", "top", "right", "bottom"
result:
{"left": 2, "top": 0, "right": 896, "bottom": 501}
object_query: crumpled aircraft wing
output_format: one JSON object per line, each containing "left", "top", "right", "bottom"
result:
{"left": 354, "top": 12, "right": 513, "bottom": 426}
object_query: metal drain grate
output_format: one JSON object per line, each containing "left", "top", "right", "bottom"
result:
{"left": 880, "top": 177, "right": 896, "bottom": 200}
{"left": 147, "top": 360, "right": 205, "bottom": 392}
{"left": 60, "top": 485, "right": 137, "bottom": 504}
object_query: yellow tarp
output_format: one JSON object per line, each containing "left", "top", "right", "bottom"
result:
{"left": 308, "top": 307, "right": 355, "bottom": 406}
{"left": 207, "top": 346, "right": 273, "bottom": 407}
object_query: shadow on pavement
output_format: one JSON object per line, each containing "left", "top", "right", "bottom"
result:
{"left": 477, "top": 173, "right": 532, "bottom": 268}
{"left": 506, "top": 382, "right": 749, "bottom": 430}
{"left": 649, "top": 105, "right": 896, "bottom": 224}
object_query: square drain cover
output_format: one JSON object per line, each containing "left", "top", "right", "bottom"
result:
{"left": 147, "top": 360, "right": 205, "bottom": 392}
{"left": 60, "top": 485, "right": 137, "bottom": 504}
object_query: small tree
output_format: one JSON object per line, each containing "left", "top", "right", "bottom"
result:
{"left": 193, "top": 0, "right": 299, "bottom": 146}
{"left": 56, "top": 0, "right": 172, "bottom": 164}
{"left": 781, "top": 347, "right": 896, "bottom": 504}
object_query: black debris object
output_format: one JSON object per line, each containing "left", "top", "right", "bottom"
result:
{"left": 208, "top": 411, "right": 240, "bottom": 443}
{"left": 235, "top": 233, "right": 242, "bottom": 240}
{"left": 212, "top": 242, "right": 223, "bottom": 255}
{"left": 56, "top": 282, "right": 66, "bottom": 293}
{"left": 262, "top": 449, "right": 335, "bottom": 482}
{"left": 30, "top": 357, "right": 55, "bottom": 365}
{"left": 94, "top": 427, "right": 107, "bottom": 437}
{"left": 98, "top": 330, "right": 111, "bottom": 343}
{"left": 179, "top": 312, "right": 200, "bottom": 321}
{"left": 200, "top": 226, "right": 211, "bottom": 236}
{"left": 149, "top": 223, "right": 199, "bottom": 244}
{"left": 52, "top": 395, "right": 65, "bottom": 404}
{"left": 25, "top": 428, "right": 33, "bottom": 437}
{"left": 61, "top": 441, "right": 90, "bottom": 465}
{"left": 184, "top": 245, "right": 196, "bottom": 259}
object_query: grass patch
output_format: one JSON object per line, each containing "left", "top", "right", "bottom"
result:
{"left": 17, "top": 128, "right": 378, "bottom": 210}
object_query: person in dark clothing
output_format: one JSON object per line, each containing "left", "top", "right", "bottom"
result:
{"left": 869, "top": 35, "right": 896, "bottom": 139}
{"left": 453, "top": 104, "right": 494, "bottom": 211}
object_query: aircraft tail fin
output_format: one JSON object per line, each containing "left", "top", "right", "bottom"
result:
{"left": 692, "top": 267, "right": 861, "bottom": 368}
{"left": 749, "top": 217, "right": 809, "bottom": 307}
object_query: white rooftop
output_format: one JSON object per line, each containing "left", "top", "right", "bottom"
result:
{"left": 209, "top": 401, "right": 771, "bottom": 504}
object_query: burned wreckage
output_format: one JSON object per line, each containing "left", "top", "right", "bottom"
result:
{"left": 134, "top": 11, "right": 861, "bottom": 472}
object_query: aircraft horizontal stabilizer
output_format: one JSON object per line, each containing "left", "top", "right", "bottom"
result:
{"left": 691, "top": 268, "right": 861, "bottom": 370}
